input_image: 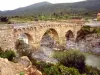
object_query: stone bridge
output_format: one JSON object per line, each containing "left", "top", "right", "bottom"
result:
{"left": 0, "top": 20, "right": 84, "bottom": 50}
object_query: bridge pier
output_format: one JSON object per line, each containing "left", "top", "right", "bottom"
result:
{"left": 33, "top": 43, "right": 40, "bottom": 49}
{"left": 59, "top": 37, "right": 66, "bottom": 46}
{"left": 74, "top": 33, "right": 78, "bottom": 41}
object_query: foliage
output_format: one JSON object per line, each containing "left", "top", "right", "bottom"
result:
{"left": 36, "top": 61, "right": 81, "bottom": 75}
{"left": 0, "top": 50, "right": 16, "bottom": 61}
{"left": 35, "top": 50, "right": 100, "bottom": 75}
{"left": 85, "top": 66, "right": 100, "bottom": 75}
{"left": 36, "top": 61, "right": 56, "bottom": 75}
{"left": 93, "top": 27, "right": 100, "bottom": 33}
{"left": 78, "top": 26, "right": 100, "bottom": 35}
{"left": 36, "top": 61, "right": 53, "bottom": 71}
{"left": 59, "top": 65, "right": 80, "bottom": 75}
{"left": 76, "top": 26, "right": 100, "bottom": 41}
{"left": 0, "top": 0, "right": 100, "bottom": 17}
{"left": 82, "top": 26, "right": 91, "bottom": 32}
{"left": 43, "top": 65, "right": 60, "bottom": 75}
{"left": 0, "top": 16, "right": 9, "bottom": 22}
{"left": 53, "top": 50, "right": 86, "bottom": 73}
{"left": 20, "top": 72, "right": 25, "bottom": 75}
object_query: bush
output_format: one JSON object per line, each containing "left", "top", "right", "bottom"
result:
{"left": 20, "top": 72, "right": 25, "bottom": 75}
{"left": 36, "top": 61, "right": 100, "bottom": 75}
{"left": 36, "top": 62, "right": 59, "bottom": 75}
{"left": 43, "top": 65, "right": 60, "bottom": 75}
{"left": 53, "top": 50, "right": 86, "bottom": 73}
{"left": 0, "top": 50, "right": 16, "bottom": 61}
{"left": 36, "top": 62, "right": 81, "bottom": 75}
{"left": 59, "top": 65, "right": 80, "bottom": 75}
{"left": 36, "top": 61, "right": 53, "bottom": 71}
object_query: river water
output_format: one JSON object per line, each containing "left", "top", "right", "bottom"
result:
{"left": 66, "top": 40, "right": 100, "bottom": 69}
{"left": 31, "top": 46, "right": 100, "bottom": 70}
{"left": 85, "top": 54, "right": 100, "bottom": 69}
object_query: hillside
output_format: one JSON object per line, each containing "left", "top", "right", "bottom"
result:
{"left": 0, "top": 0, "right": 100, "bottom": 16}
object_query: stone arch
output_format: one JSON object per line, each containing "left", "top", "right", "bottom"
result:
{"left": 15, "top": 33, "right": 33, "bottom": 49}
{"left": 19, "top": 33, "right": 33, "bottom": 44}
{"left": 65, "top": 30, "right": 74, "bottom": 41}
{"left": 40, "top": 28, "right": 59, "bottom": 47}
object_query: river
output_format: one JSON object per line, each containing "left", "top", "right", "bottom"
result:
{"left": 31, "top": 46, "right": 100, "bottom": 70}
{"left": 85, "top": 54, "right": 100, "bottom": 69}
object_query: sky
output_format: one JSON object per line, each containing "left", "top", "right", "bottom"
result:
{"left": 0, "top": 0, "right": 85, "bottom": 11}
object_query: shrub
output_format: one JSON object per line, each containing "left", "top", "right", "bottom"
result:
{"left": 0, "top": 50, "right": 16, "bottom": 61}
{"left": 0, "top": 17, "right": 9, "bottom": 22}
{"left": 20, "top": 72, "right": 25, "bottom": 75}
{"left": 36, "top": 61, "right": 59, "bottom": 75}
{"left": 59, "top": 65, "right": 80, "bottom": 75}
{"left": 36, "top": 61, "right": 53, "bottom": 71}
{"left": 36, "top": 62, "right": 81, "bottom": 75}
{"left": 53, "top": 50, "right": 86, "bottom": 73}
{"left": 43, "top": 65, "right": 60, "bottom": 75}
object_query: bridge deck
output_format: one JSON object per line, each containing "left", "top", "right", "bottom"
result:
{"left": 0, "top": 20, "right": 84, "bottom": 29}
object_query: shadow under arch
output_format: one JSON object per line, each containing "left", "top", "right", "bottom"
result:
{"left": 40, "top": 28, "right": 59, "bottom": 48}
{"left": 76, "top": 28, "right": 87, "bottom": 42}
{"left": 65, "top": 30, "right": 74, "bottom": 41}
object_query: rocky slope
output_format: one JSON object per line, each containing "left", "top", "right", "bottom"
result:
{"left": 0, "top": 56, "right": 42, "bottom": 75}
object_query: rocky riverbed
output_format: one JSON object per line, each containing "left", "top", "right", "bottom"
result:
{"left": 66, "top": 33, "right": 100, "bottom": 54}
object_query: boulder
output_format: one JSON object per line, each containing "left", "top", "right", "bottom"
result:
{"left": 18, "top": 56, "right": 32, "bottom": 68}
{"left": 0, "top": 68, "right": 14, "bottom": 75}
{"left": 0, "top": 58, "right": 14, "bottom": 75}
{"left": 0, "top": 57, "right": 41, "bottom": 75}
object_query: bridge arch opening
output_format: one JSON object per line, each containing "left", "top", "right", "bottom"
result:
{"left": 65, "top": 30, "right": 74, "bottom": 41}
{"left": 15, "top": 33, "right": 33, "bottom": 49}
{"left": 18, "top": 33, "right": 33, "bottom": 44}
{"left": 40, "top": 28, "right": 59, "bottom": 48}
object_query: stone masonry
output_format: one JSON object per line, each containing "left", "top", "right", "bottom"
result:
{"left": 0, "top": 20, "right": 84, "bottom": 51}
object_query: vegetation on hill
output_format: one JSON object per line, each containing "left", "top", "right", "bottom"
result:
{"left": 8, "top": 14, "right": 83, "bottom": 23}
{"left": 0, "top": 0, "right": 100, "bottom": 16}
{"left": 0, "top": 50, "right": 15, "bottom": 61}
{"left": 0, "top": 0, "right": 100, "bottom": 23}
{"left": 0, "top": 16, "right": 11, "bottom": 24}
